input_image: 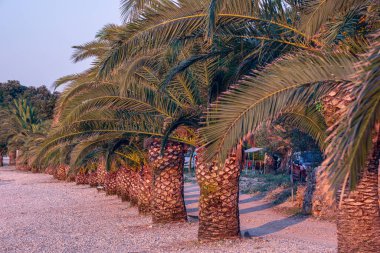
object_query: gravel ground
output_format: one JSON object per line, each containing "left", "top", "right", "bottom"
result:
{"left": 0, "top": 166, "right": 337, "bottom": 252}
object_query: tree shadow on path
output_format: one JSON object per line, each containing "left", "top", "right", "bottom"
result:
{"left": 242, "top": 214, "right": 309, "bottom": 238}
{"left": 184, "top": 193, "right": 199, "bottom": 199}
{"left": 239, "top": 202, "right": 274, "bottom": 214}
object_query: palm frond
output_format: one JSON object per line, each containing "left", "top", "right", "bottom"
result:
{"left": 99, "top": 4, "right": 316, "bottom": 77}
{"left": 300, "top": 0, "right": 364, "bottom": 36}
{"left": 324, "top": 30, "right": 380, "bottom": 190}
{"left": 71, "top": 41, "right": 110, "bottom": 63}
{"left": 120, "top": 0, "right": 167, "bottom": 22}
{"left": 160, "top": 116, "right": 200, "bottom": 154}
{"left": 69, "top": 133, "right": 126, "bottom": 167}
{"left": 59, "top": 85, "right": 181, "bottom": 126}
{"left": 200, "top": 51, "right": 360, "bottom": 162}
{"left": 321, "top": 2, "right": 369, "bottom": 45}
{"left": 278, "top": 105, "right": 328, "bottom": 150}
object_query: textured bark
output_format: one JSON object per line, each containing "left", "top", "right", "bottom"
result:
{"left": 322, "top": 89, "right": 354, "bottom": 127}
{"left": 66, "top": 170, "right": 76, "bottom": 182}
{"left": 302, "top": 168, "right": 316, "bottom": 214}
{"left": 295, "top": 185, "right": 306, "bottom": 209}
{"left": 76, "top": 170, "right": 88, "bottom": 185}
{"left": 54, "top": 165, "right": 68, "bottom": 181}
{"left": 312, "top": 167, "right": 337, "bottom": 219}
{"left": 16, "top": 161, "right": 31, "bottom": 171}
{"left": 104, "top": 172, "right": 118, "bottom": 195}
{"left": 338, "top": 131, "right": 380, "bottom": 253}
{"left": 196, "top": 150, "right": 241, "bottom": 241}
{"left": 137, "top": 165, "right": 153, "bottom": 214}
{"left": 115, "top": 169, "right": 123, "bottom": 197}
{"left": 45, "top": 166, "right": 55, "bottom": 175}
{"left": 14, "top": 152, "right": 30, "bottom": 171}
{"left": 88, "top": 172, "right": 98, "bottom": 187}
{"left": 116, "top": 167, "right": 131, "bottom": 201}
{"left": 128, "top": 170, "right": 140, "bottom": 207}
{"left": 31, "top": 166, "right": 39, "bottom": 173}
{"left": 149, "top": 139, "right": 187, "bottom": 224}
{"left": 311, "top": 89, "right": 355, "bottom": 219}
{"left": 96, "top": 157, "right": 107, "bottom": 186}
{"left": 8, "top": 150, "right": 16, "bottom": 166}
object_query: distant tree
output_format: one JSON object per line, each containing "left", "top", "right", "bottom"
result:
{"left": 22, "top": 86, "right": 59, "bottom": 120}
{"left": 0, "top": 81, "right": 58, "bottom": 160}
{"left": 0, "top": 80, "right": 59, "bottom": 120}
{"left": 0, "top": 80, "right": 27, "bottom": 107}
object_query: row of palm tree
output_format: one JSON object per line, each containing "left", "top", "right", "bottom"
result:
{"left": 0, "top": 99, "right": 48, "bottom": 168}
{"left": 6, "top": 1, "right": 379, "bottom": 251}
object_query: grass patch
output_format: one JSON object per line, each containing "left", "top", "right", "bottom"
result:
{"left": 242, "top": 173, "right": 291, "bottom": 194}
{"left": 241, "top": 172, "right": 293, "bottom": 205}
{"left": 271, "top": 187, "right": 292, "bottom": 205}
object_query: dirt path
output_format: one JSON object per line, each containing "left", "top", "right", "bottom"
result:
{"left": 0, "top": 167, "right": 337, "bottom": 252}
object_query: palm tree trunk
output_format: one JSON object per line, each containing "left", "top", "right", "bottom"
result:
{"left": 129, "top": 169, "right": 140, "bottom": 206}
{"left": 338, "top": 131, "right": 380, "bottom": 253}
{"left": 9, "top": 150, "right": 16, "bottom": 166}
{"left": 137, "top": 165, "right": 153, "bottom": 214}
{"left": 116, "top": 167, "right": 131, "bottom": 201}
{"left": 45, "top": 166, "right": 55, "bottom": 175}
{"left": 88, "top": 171, "right": 98, "bottom": 187}
{"left": 54, "top": 164, "right": 67, "bottom": 181}
{"left": 76, "top": 170, "right": 88, "bottom": 185}
{"left": 66, "top": 173, "right": 76, "bottom": 182}
{"left": 312, "top": 167, "right": 338, "bottom": 219}
{"left": 196, "top": 149, "right": 241, "bottom": 241}
{"left": 104, "top": 171, "right": 118, "bottom": 195}
{"left": 149, "top": 138, "right": 187, "bottom": 223}
{"left": 97, "top": 156, "right": 106, "bottom": 186}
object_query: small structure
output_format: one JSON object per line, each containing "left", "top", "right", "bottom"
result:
{"left": 244, "top": 147, "right": 263, "bottom": 174}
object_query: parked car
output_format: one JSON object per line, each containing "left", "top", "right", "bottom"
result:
{"left": 290, "top": 151, "right": 323, "bottom": 182}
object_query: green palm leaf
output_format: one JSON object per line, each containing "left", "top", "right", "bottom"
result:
{"left": 278, "top": 105, "right": 328, "bottom": 150}
{"left": 200, "top": 51, "right": 360, "bottom": 162}
{"left": 324, "top": 30, "right": 380, "bottom": 190}
{"left": 99, "top": 3, "right": 315, "bottom": 77}
{"left": 69, "top": 133, "right": 126, "bottom": 167}
{"left": 300, "top": 0, "right": 364, "bottom": 36}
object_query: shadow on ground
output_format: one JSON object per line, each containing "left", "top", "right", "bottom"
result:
{"left": 242, "top": 214, "right": 309, "bottom": 238}
{"left": 240, "top": 202, "right": 274, "bottom": 214}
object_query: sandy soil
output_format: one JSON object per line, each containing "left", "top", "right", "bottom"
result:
{"left": 0, "top": 166, "right": 337, "bottom": 252}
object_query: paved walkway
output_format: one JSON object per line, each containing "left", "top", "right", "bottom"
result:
{"left": 184, "top": 184, "right": 337, "bottom": 247}
{"left": 0, "top": 167, "right": 337, "bottom": 252}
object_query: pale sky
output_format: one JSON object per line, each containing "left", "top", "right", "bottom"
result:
{"left": 0, "top": 0, "right": 121, "bottom": 90}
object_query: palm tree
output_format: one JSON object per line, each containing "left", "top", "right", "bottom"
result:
{"left": 40, "top": 81, "right": 197, "bottom": 220}
{"left": 34, "top": 0, "right": 377, "bottom": 245}
{"left": 0, "top": 146, "right": 5, "bottom": 166}
{"left": 101, "top": 0, "right": 312, "bottom": 238}
{"left": 195, "top": 148, "right": 241, "bottom": 240}
{"left": 148, "top": 138, "right": 187, "bottom": 222}
{"left": 137, "top": 164, "right": 153, "bottom": 214}
{"left": 323, "top": 31, "right": 380, "bottom": 253}
{"left": 199, "top": 1, "right": 378, "bottom": 249}
{"left": 54, "top": 0, "right": 323, "bottom": 239}
{"left": 40, "top": 19, "right": 215, "bottom": 222}
{"left": 96, "top": 155, "right": 107, "bottom": 186}
{"left": 0, "top": 99, "right": 46, "bottom": 169}
{"left": 190, "top": 0, "right": 376, "bottom": 243}
{"left": 76, "top": 167, "right": 89, "bottom": 185}
{"left": 37, "top": 54, "right": 199, "bottom": 222}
